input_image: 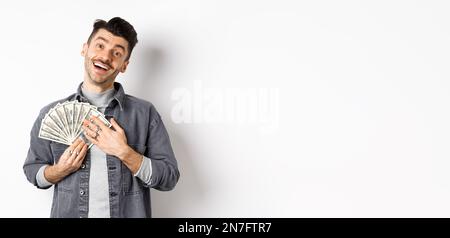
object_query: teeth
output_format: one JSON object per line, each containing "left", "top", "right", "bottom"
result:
{"left": 94, "top": 62, "right": 108, "bottom": 70}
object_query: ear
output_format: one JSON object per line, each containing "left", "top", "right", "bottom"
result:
{"left": 120, "top": 61, "right": 129, "bottom": 73}
{"left": 81, "top": 43, "right": 88, "bottom": 56}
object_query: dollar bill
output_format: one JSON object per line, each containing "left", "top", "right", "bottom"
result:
{"left": 38, "top": 100, "right": 111, "bottom": 147}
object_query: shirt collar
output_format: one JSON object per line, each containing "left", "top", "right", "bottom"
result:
{"left": 74, "top": 82, "right": 125, "bottom": 110}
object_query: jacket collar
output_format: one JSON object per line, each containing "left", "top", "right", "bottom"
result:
{"left": 74, "top": 82, "right": 125, "bottom": 110}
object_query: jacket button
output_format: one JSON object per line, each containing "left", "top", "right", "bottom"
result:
{"left": 81, "top": 164, "right": 86, "bottom": 169}
{"left": 80, "top": 190, "right": 84, "bottom": 195}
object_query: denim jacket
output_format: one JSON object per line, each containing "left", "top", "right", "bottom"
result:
{"left": 23, "top": 82, "right": 180, "bottom": 218}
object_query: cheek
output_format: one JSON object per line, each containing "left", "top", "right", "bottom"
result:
{"left": 84, "top": 56, "right": 91, "bottom": 68}
{"left": 85, "top": 47, "right": 98, "bottom": 58}
{"left": 113, "top": 62, "right": 125, "bottom": 71}
{"left": 87, "top": 51, "right": 96, "bottom": 60}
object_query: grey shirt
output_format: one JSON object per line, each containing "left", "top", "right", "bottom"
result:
{"left": 24, "top": 82, "right": 179, "bottom": 218}
{"left": 83, "top": 86, "right": 114, "bottom": 217}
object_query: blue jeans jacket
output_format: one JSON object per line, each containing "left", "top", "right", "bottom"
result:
{"left": 23, "top": 82, "right": 180, "bottom": 218}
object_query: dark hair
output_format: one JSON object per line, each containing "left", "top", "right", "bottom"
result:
{"left": 87, "top": 17, "right": 138, "bottom": 60}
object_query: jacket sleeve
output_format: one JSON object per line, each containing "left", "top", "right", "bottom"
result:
{"left": 145, "top": 106, "right": 180, "bottom": 191}
{"left": 23, "top": 110, "right": 54, "bottom": 189}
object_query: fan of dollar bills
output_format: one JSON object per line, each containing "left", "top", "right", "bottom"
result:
{"left": 38, "top": 100, "right": 111, "bottom": 147}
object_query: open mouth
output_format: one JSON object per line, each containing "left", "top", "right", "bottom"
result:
{"left": 93, "top": 61, "right": 110, "bottom": 72}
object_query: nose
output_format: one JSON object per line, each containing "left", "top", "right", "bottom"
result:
{"left": 96, "top": 51, "right": 112, "bottom": 64}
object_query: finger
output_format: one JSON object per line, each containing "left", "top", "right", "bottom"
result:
{"left": 74, "top": 144, "right": 88, "bottom": 164}
{"left": 91, "top": 116, "right": 109, "bottom": 131}
{"left": 70, "top": 137, "right": 83, "bottom": 148}
{"left": 68, "top": 141, "right": 84, "bottom": 162}
{"left": 83, "top": 118, "right": 97, "bottom": 131}
{"left": 84, "top": 117, "right": 105, "bottom": 136}
{"left": 66, "top": 138, "right": 82, "bottom": 156}
{"left": 110, "top": 118, "right": 124, "bottom": 133}
{"left": 82, "top": 124, "right": 97, "bottom": 138}
{"left": 84, "top": 131, "right": 98, "bottom": 145}
{"left": 74, "top": 140, "right": 85, "bottom": 155}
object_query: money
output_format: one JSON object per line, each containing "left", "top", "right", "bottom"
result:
{"left": 39, "top": 100, "right": 111, "bottom": 148}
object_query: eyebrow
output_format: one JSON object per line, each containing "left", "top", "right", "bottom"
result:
{"left": 94, "top": 36, "right": 126, "bottom": 52}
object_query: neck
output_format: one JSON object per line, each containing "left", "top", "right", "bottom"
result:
{"left": 81, "top": 82, "right": 115, "bottom": 107}
{"left": 83, "top": 73, "right": 115, "bottom": 93}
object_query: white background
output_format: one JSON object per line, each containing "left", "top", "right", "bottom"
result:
{"left": 2, "top": 0, "right": 450, "bottom": 217}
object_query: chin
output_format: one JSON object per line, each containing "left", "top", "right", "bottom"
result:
{"left": 95, "top": 79, "right": 112, "bottom": 85}
{"left": 89, "top": 75, "right": 112, "bottom": 85}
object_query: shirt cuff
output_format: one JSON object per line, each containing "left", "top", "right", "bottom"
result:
{"left": 36, "top": 165, "right": 53, "bottom": 188}
{"left": 134, "top": 156, "right": 153, "bottom": 185}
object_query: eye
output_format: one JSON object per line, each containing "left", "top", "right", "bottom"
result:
{"left": 96, "top": 43, "right": 104, "bottom": 49}
{"left": 114, "top": 51, "right": 122, "bottom": 58}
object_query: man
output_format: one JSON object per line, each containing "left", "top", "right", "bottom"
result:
{"left": 23, "top": 17, "right": 180, "bottom": 218}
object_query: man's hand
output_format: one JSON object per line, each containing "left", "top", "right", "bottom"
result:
{"left": 82, "top": 117, "right": 129, "bottom": 158}
{"left": 83, "top": 117, "right": 143, "bottom": 174}
{"left": 44, "top": 138, "right": 88, "bottom": 184}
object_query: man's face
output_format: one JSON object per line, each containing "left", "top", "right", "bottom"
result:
{"left": 81, "top": 29, "right": 129, "bottom": 86}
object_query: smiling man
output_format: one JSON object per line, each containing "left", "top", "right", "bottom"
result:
{"left": 23, "top": 17, "right": 180, "bottom": 218}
